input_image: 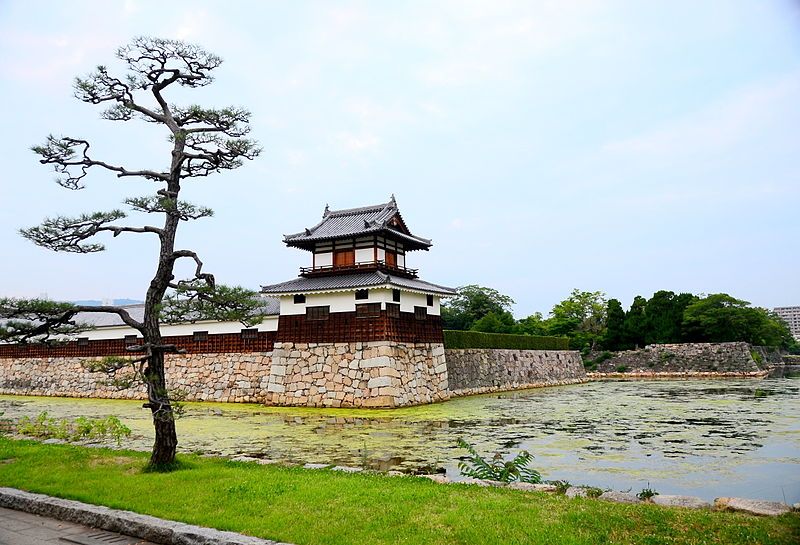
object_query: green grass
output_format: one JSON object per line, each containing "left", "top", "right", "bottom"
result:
{"left": 0, "top": 439, "right": 797, "bottom": 545}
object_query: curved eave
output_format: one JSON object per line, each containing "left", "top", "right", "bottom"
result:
{"left": 262, "top": 284, "right": 456, "bottom": 298}
{"left": 283, "top": 228, "right": 432, "bottom": 252}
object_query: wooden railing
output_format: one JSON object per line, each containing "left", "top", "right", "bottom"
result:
{"left": 300, "top": 260, "right": 418, "bottom": 277}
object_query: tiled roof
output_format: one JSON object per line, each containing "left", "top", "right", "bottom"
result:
{"left": 260, "top": 271, "right": 456, "bottom": 296}
{"left": 283, "top": 196, "right": 432, "bottom": 251}
{"left": 75, "top": 297, "right": 280, "bottom": 328}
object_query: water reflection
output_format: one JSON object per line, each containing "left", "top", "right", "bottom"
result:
{"left": 1, "top": 377, "right": 798, "bottom": 502}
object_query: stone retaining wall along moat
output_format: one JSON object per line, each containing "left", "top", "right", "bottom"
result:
{"left": 0, "top": 344, "right": 586, "bottom": 407}
{"left": 588, "top": 342, "right": 777, "bottom": 377}
{"left": 445, "top": 348, "right": 587, "bottom": 395}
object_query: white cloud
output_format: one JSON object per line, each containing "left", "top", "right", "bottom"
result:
{"left": 336, "top": 132, "right": 380, "bottom": 153}
{"left": 602, "top": 73, "right": 800, "bottom": 157}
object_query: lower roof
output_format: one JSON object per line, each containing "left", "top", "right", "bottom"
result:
{"left": 75, "top": 297, "right": 281, "bottom": 328}
{"left": 260, "top": 271, "right": 456, "bottom": 297}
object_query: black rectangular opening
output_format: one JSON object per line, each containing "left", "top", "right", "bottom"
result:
{"left": 386, "top": 303, "right": 400, "bottom": 318}
{"left": 356, "top": 303, "right": 381, "bottom": 318}
{"left": 306, "top": 306, "right": 330, "bottom": 321}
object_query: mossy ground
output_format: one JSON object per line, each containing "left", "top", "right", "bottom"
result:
{"left": 0, "top": 439, "right": 798, "bottom": 545}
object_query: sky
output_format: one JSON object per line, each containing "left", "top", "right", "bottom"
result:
{"left": 0, "top": 0, "right": 798, "bottom": 318}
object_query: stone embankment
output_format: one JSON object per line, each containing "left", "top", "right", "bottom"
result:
{"left": 264, "top": 341, "right": 449, "bottom": 408}
{"left": 446, "top": 349, "right": 586, "bottom": 396}
{"left": 587, "top": 342, "right": 778, "bottom": 378}
{"left": 0, "top": 344, "right": 585, "bottom": 407}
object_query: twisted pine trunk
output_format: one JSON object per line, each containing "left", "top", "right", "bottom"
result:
{"left": 142, "top": 132, "right": 184, "bottom": 467}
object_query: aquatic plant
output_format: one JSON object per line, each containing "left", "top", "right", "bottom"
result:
{"left": 16, "top": 412, "right": 131, "bottom": 446}
{"left": 456, "top": 438, "right": 541, "bottom": 483}
{"left": 637, "top": 483, "right": 659, "bottom": 501}
{"left": 549, "top": 480, "right": 571, "bottom": 495}
{"left": 584, "top": 486, "right": 605, "bottom": 498}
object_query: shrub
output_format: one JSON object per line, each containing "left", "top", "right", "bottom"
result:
{"left": 456, "top": 438, "right": 542, "bottom": 484}
{"left": 594, "top": 351, "right": 613, "bottom": 364}
{"left": 549, "top": 480, "right": 571, "bottom": 495}
{"left": 615, "top": 365, "right": 628, "bottom": 373}
{"left": 750, "top": 350, "right": 763, "bottom": 365}
{"left": 16, "top": 412, "right": 131, "bottom": 446}
{"left": 444, "top": 330, "right": 569, "bottom": 350}
{"left": 637, "top": 484, "right": 659, "bottom": 501}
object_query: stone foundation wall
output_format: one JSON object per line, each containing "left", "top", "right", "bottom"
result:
{"left": 445, "top": 349, "right": 586, "bottom": 396}
{"left": 0, "top": 344, "right": 585, "bottom": 406}
{"left": 264, "top": 341, "right": 448, "bottom": 408}
{"left": 0, "top": 352, "right": 272, "bottom": 403}
{"left": 590, "top": 342, "right": 774, "bottom": 376}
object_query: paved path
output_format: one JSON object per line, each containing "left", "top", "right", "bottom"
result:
{"left": 0, "top": 506, "right": 157, "bottom": 545}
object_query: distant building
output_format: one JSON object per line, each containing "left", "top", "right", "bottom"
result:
{"left": 774, "top": 306, "right": 800, "bottom": 341}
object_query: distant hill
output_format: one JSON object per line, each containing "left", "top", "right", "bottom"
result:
{"left": 73, "top": 299, "right": 144, "bottom": 307}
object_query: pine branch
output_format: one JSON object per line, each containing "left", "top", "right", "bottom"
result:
{"left": 0, "top": 298, "right": 143, "bottom": 344}
{"left": 32, "top": 135, "right": 170, "bottom": 189}
{"left": 20, "top": 210, "right": 162, "bottom": 253}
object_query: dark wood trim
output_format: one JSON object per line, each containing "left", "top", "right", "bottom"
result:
{"left": 0, "top": 331, "right": 277, "bottom": 358}
{"left": 276, "top": 310, "right": 443, "bottom": 344}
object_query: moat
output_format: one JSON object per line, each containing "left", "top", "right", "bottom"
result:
{"left": 2, "top": 377, "right": 798, "bottom": 502}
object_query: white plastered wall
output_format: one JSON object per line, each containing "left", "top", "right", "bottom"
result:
{"left": 314, "top": 252, "right": 333, "bottom": 267}
{"left": 80, "top": 316, "right": 279, "bottom": 341}
{"left": 279, "top": 288, "right": 440, "bottom": 316}
{"left": 355, "top": 248, "right": 373, "bottom": 264}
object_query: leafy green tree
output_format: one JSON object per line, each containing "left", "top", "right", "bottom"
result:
{"left": 512, "top": 312, "right": 549, "bottom": 336}
{"left": 441, "top": 285, "right": 515, "bottom": 331}
{"left": 603, "top": 298, "right": 626, "bottom": 350}
{"left": 471, "top": 311, "right": 516, "bottom": 333}
{"left": 682, "top": 294, "right": 791, "bottom": 348}
{"left": 548, "top": 289, "right": 607, "bottom": 350}
{"left": 623, "top": 295, "right": 647, "bottom": 349}
{"left": 0, "top": 37, "right": 263, "bottom": 467}
{"left": 644, "top": 291, "right": 696, "bottom": 344}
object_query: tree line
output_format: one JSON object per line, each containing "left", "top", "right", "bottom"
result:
{"left": 442, "top": 286, "right": 797, "bottom": 353}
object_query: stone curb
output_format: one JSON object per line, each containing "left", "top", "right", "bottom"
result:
{"left": 0, "top": 487, "right": 295, "bottom": 545}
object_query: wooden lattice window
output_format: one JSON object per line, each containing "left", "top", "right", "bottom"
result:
{"left": 193, "top": 331, "right": 209, "bottom": 342}
{"left": 124, "top": 335, "right": 138, "bottom": 346}
{"left": 356, "top": 303, "right": 381, "bottom": 318}
{"left": 77, "top": 337, "right": 89, "bottom": 347}
{"left": 386, "top": 303, "right": 400, "bottom": 319}
{"left": 427, "top": 294, "right": 434, "bottom": 306}
{"left": 392, "top": 289, "right": 401, "bottom": 302}
{"left": 241, "top": 328, "right": 259, "bottom": 340}
{"left": 355, "top": 289, "right": 369, "bottom": 300}
{"left": 306, "top": 306, "right": 330, "bottom": 321}
{"left": 414, "top": 306, "right": 427, "bottom": 321}
{"left": 294, "top": 294, "right": 306, "bottom": 304}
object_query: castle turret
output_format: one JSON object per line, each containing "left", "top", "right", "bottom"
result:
{"left": 259, "top": 197, "right": 455, "bottom": 407}
{"left": 261, "top": 197, "right": 455, "bottom": 345}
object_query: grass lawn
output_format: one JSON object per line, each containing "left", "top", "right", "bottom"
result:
{"left": 0, "top": 438, "right": 797, "bottom": 545}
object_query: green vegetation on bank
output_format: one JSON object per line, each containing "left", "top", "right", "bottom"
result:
{"left": 443, "top": 330, "right": 568, "bottom": 350}
{"left": 443, "top": 286, "right": 797, "bottom": 353}
{"left": 0, "top": 439, "right": 797, "bottom": 545}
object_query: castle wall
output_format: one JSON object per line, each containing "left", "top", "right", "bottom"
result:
{"left": 445, "top": 349, "right": 587, "bottom": 396}
{"left": 588, "top": 342, "right": 775, "bottom": 376}
{"left": 264, "top": 341, "right": 448, "bottom": 408}
{"left": 0, "top": 352, "right": 272, "bottom": 403}
{"left": 0, "top": 345, "right": 585, "bottom": 407}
